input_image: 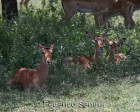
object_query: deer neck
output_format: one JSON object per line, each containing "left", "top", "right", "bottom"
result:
{"left": 109, "top": 49, "right": 115, "bottom": 60}
{"left": 94, "top": 46, "right": 102, "bottom": 60}
{"left": 37, "top": 59, "right": 49, "bottom": 80}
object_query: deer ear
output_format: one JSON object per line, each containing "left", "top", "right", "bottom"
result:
{"left": 117, "top": 38, "right": 126, "bottom": 47}
{"left": 105, "top": 39, "right": 112, "bottom": 45}
{"left": 36, "top": 43, "right": 46, "bottom": 54}
{"left": 49, "top": 43, "right": 55, "bottom": 53}
{"left": 109, "top": 41, "right": 113, "bottom": 46}
{"left": 102, "top": 32, "right": 107, "bottom": 38}
{"left": 86, "top": 31, "right": 96, "bottom": 40}
{"left": 102, "top": 30, "right": 108, "bottom": 38}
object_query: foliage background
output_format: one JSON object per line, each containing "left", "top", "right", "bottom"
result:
{"left": 0, "top": 0, "right": 140, "bottom": 111}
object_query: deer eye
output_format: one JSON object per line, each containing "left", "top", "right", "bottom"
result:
{"left": 95, "top": 40, "right": 98, "bottom": 42}
{"left": 41, "top": 50, "right": 46, "bottom": 54}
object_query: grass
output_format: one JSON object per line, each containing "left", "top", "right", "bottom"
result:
{"left": 0, "top": 1, "right": 140, "bottom": 112}
{"left": 0, "top": 78, "right": 140, "bottom": 112}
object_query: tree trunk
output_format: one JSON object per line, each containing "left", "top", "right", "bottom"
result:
{"left": 1, "top": 0, "right": 18, "bottom": 20}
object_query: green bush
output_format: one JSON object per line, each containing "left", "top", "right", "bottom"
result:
{"left": 0, "top": 4, "right": 140, "bottom": 93}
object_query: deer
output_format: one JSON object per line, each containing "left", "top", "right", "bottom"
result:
{"left": 61, "top": 0, "right": 115, "bottom": 28}
{"left": 20, "top": 0, "right": 30, "bottom": 10}
{"left": 20, "top": 0, "right": 56, "bottom": 10}
{"left": 103, "top": 0, "right": 135, "bottom": 28}
{"left": 118, "top": 0, "right": 140, "bottom": 10}
{"left": 62, "top": 32, "right": 107, "bottom": 68}
{"left": 105, "top": 38, "right": 127, "bottom": 64}
{"left": 103, "top": 0, "right": 140, "bottom": 28}
{"left": 7, "top": 43, "right": 55, "bottom": 90}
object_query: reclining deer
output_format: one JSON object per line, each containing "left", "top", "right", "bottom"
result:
{"left": 62, "top": 32, "right": 107, "bottom": 68}
{"left": 7, "top": 43, "right": 55, "bottom": 90}
{"left": 105, "top": 38, "right": 127, "bottom": 64}
{"left": 61, "top": 0, "right": 115, "bottom": 28}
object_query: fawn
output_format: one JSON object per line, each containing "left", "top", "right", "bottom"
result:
{"left": 62, "top": 32, "right": 106, "bottom": 68}
{"left": 105, "top": 38, "right": 127, "bottom": 64}
{"left": 7, "top": 43, "right": 55, "bottom": 90}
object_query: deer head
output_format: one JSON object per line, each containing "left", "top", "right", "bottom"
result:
{"left": 86, "top": 31, "right": 106, "bottom": 52}
{"left": 105, "top": 38, "right": 126, "bottom": 54}
{"left": 37, "top": 43, "right": 55, "bottom": 64}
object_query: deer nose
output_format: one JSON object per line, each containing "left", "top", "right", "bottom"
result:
{"left": 46, "top": 61, "right": 51, "bottom": 64}
{"left": 113, "top": 50, "right": 117, "bottom": 54}
{"left": 48, "top": 62, "right": 51, "bottom": 64}
{"left": 100, "top": 47, "right": 103, "bottom": 51}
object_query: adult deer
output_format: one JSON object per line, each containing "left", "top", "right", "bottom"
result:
{"left": 62, "top": 32, "right": 106, "bottom": 68}
{"left": 20, "top": 0, "right": 30, "bottom": 10}
{"left": 119, "top": 0, "right": 140, "bottom": 10}
{"left": 103, "top": 0, "right": 135, "bottom": 28}
{"left": 7, "top": 43, "right": 55, "bottom": 90}
{"left": 20, "top": 0, "right": 56, "bottom": 10}
{"left": 105, "top": 38, "right": 127, "bottom": 64}
{"left": 103, "top": 0, "right": 140, "bottom": 28}
{"left": 61, "top": 0, "right": 115, "bottom": 28}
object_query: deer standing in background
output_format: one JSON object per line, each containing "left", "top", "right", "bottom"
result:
{"left": 20, "top": 0, "right": 30, "bottom": 10}
{"left": 103, "top": 0, "right": 140, "bottom": 28}
{"left": 7, "top": 43, "right": 55, "bottom": 90}
{"left": 119, "top": 0, "right": 140, "bottom": 10}
{"left": 62, "top": 32, "right": 107, "bottom": 68}
{"left": 61, "top": 0, "right": 114, "bottom": 28}
{"left": 103, "top": 0, "right": 135, "bottom": 28}
{"left": 20, "top": 0, "right": 54, "bottom": 10}
{"left": 105, "top": 38, "right": 127, "bottom": 64}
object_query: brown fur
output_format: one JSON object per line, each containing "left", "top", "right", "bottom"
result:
{"left": 103, "top": 0, "right": 140, "bottom": 28}
{"left": 105, "top": 38, "right": 127, "bottom": 64}
{"left": 62, "top": 32, "right": 106, "bottom": 68}
{"left": 120, "top": 0, "right": 140, "bottom": 10}
{"left": 114, "top": 53, "right": 127, "bottom": 64}
{"left": 20, "top": 0, "right": 30, "bottom": 10}
{"left": 61, "top": 0, "right": 115, "bottom": 28}
{"left": 104, "top": 0, "right": 135, "bottom": 28}
{"left": 7, "top": 43, "right": 55, "bottom": 90}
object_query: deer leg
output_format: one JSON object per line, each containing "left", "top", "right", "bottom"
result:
{"left": 128, "top": 2, "right": 135, "bottom": 28}
{"left": 60, "top": 10, "right": 77, "bottom": 25}
{"left": 41, "top": 0, "right": 46, "bottom": 9}
{"left": 103, "top": 13, "right": 111, "bottom": 28}
{"left": 129, "top": 8, "right": 135, "bottom": 27}
{"left": 87, "top": 64, "right": 91, "bottom": 69}
{"left": 80, "top": 13, "right": 86, "bottom": 23}
{"left": 124, "top": 17, "right": 135, "bottom": 29}
{"left": 64, "top": 10, "right": 77, "bottom": 22}
{"left": 38, "top": 83, "right": 46, "bottom": 90}
{"left": 94, "top": 13, "right": 104, "bottom": 28}
{"left": 124, "top": 17, "right": 130, "bottom": 29}
{"left": 123, "top": 12, "right": 135, "bottom": 28}
{"left": 122, "top": 1, "right": 135, "bottom": 28}
{"left": 41, "top": 84, "right": 46, "bottom": 89}
{"left": 94, "top": 14, "right": 100, "bottom": 28}
{"left": 24, "top": 0, "right": 30, "bottom": 10}
{"left": 20, "top": 0, "right": 24, "bottom": 10}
